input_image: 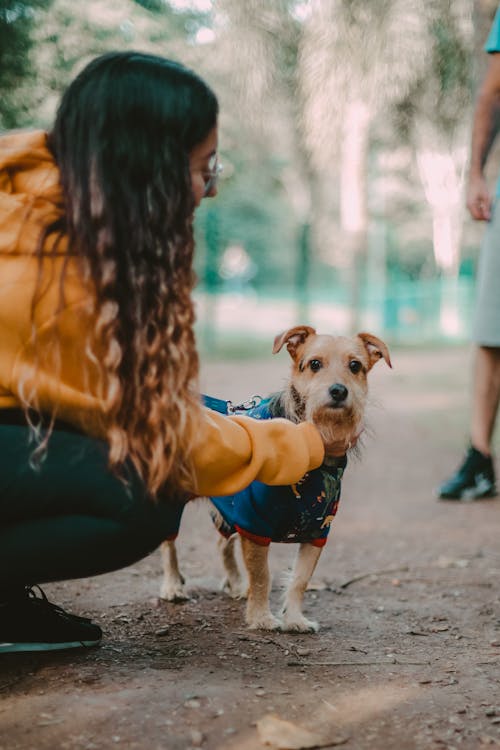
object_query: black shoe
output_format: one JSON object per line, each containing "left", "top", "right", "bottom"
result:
{"left": 438, "top": 446, "right": 497, "bottom": 501}
{"left": 0, "top": 586, "right": 102, "bottom": 653}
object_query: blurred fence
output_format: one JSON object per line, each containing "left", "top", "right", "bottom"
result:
{"left": 195, "top": 276, "right": 475, "bottom": 356}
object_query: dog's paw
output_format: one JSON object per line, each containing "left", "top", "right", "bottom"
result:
{"left": 221, "top": 577, "right": 247, "bottom": 600}
{"left": 159, "top": 579, "right": 190, "bottom": 602}
{"left": 246, "top": 612, "right": 282, "bottom": 631}
{"left": 281, "top": 615, "right": 319, "bottom": 633}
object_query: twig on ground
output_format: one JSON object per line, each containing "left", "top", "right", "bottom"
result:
{"left": 0, "top": 676, "right": 23, "bottom": 692}
{"left": 287, "top": 658, "right": 430, "bottom": 667}
{"left": 338, "top": 565, "right": 410, "bottom": 589}
{"left": 236, "top": 631, "right": 296, "bottom": 654}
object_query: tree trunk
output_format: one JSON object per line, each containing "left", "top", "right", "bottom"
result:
{"left": 416, "top": 145, "right": 467, "bottom": 337}
{"left": 416, "top": 146, "right": 467, "bottom": 274}
{"left": 340, "top": 98, "right": 371, "bottom": 334}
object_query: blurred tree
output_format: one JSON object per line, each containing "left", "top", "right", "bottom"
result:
{"left": 213, "top": 0, "right": 449, "bottom": 331}
{"left": 394, "top": 0, "right": 473, "bottom": 281}
{"left": 213, "top": 0, "right": 321, "bottom": 320}
{"left": 299, "top": 0, "right": 430, "bottom": 331}
{"left": 31, "top": 0, "right": 207, "bottom": 127}
{"left": 0, "top": 0, "right": 53, "bottom": 128}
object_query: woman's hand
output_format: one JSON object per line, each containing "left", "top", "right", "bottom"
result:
{"left": 467, "top": 175, "right": 492, "bottom": 221}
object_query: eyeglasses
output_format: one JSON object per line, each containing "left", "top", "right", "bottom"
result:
{"left": 203, "top": 154, "right": 223, "bottom": 196}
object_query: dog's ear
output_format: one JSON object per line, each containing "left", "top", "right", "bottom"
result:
{"left": 357, "top": 332, "right": 392, "bottom": 370}
{"left": 273, "top": 325, "right": 316, "bottom": 358}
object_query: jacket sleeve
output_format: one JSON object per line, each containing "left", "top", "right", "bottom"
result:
{"left": 189, "top": 407, "right": 324, "bottom": 497}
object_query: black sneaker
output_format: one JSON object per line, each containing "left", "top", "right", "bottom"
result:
{"left": 437, "top": 446, "right": 497, "bottom": 501}
{"left": 0, "top": 586, "right": 102, "bottom": 653}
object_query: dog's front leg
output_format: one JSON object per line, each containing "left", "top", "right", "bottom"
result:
{"left": 159, "top": 540, "right": 189, "bottom": 601}
{"left": 240, "top": 536, "right": 281, "bottom": 630}
{"left": 281, "top": 543, "right": 322, "bottom": 632}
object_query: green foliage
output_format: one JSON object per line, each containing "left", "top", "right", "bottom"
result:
{"left": 0, "top": 0, "right": 53, "bottom": 128}
{"left": 431, "top": 12, "right": 473, "bottom": 129}
{"left": 134, "top": 0, "right": 165, "bottom": 11}
{"left": 133, "top": 0, "right": 212, "bottom": 43}
{"left": 14, "top": 0, "right": 213, "bottom": 129}
{"left": 194, "top": 155, "right": 299, "bottom": 291}
{"left": 392, "top": 0, "right": 473, "bottom": 138}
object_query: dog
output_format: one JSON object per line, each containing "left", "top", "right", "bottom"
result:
{"left": 159, "top": 326, "right": 391, "bottom": 632}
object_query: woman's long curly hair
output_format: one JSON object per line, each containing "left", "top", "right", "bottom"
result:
{"left": 44, "top": 51, "right": 218, "bottom": 497}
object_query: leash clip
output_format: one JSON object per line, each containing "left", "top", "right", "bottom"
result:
{"left": 227, "top": 394, "right": 263, "bottom": 414}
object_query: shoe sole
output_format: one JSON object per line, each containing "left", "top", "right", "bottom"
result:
{"left": 438, "top": 489, "right": 497, "bottom": 501}
{"left": 0, "top": 639, "right": 101, "bottom": 653}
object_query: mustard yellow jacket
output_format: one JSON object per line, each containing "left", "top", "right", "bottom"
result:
{"left": 0, "top": 130, "right": 324, "bottom": 496}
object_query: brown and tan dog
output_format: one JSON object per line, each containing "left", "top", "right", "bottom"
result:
{"left": 160, "top": 326, "right": 391, "bottom": 632}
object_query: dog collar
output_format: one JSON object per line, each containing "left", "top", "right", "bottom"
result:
{"left": 321, "top": 454, "right": 348, "bottom": 471}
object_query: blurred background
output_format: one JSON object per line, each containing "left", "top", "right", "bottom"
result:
{"left": 1, "top": 0, "right": 499, "bottom": 356}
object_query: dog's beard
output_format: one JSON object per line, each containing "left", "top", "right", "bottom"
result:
{"left": 311, "top": 404, "right": 362, "bottom": 446}
{"left": 271, "top": 388, "right": 365, "bottom": 450}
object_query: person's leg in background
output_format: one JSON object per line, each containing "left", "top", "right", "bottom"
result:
{"left": 438, "top": 345, "right": 499, "bottom": 500}
{"left": 471, "top": 345, "right": 500, "bottom": 455}
{"left": 438, "top": 203, "right": 500, "bottom": 501}
{"left": 0, "top": 423, "right": 184, "bottom": 653}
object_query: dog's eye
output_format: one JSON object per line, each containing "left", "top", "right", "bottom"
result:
{"left": 309, "top": 359, "right": 322, "bottom": 372}
{"left": 349, "top": 360, "right": 362, "bottom": 374}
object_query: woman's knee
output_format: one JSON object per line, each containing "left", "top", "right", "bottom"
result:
{"left": 116, "top": 493, "right": 185, "bottom": 551}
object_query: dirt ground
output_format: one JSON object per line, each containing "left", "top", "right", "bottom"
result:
{"left": 1, "top": 345, "right": 500, "bottom": 750}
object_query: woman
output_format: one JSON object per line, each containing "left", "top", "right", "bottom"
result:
{"left": 0, "top": 51, "right": 353, "bottom": 653}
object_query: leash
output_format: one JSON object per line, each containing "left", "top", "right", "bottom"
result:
{"left": 202, "top": 394, "right": 263, "bottom": 415}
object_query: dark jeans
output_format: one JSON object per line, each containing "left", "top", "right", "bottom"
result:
{"left": 0, "top": 420, "right": 184, "bottom": 592}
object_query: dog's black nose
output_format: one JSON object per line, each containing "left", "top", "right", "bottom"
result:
{"left": 329, "top": 383, "right": 348, "bottom": 403}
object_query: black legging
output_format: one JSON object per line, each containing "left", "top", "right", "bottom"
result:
{"left": 0, "top": 420, "right": 184, "bottom": 592}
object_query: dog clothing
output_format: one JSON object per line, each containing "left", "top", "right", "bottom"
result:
{"left": 209, "top": 399, "right": 347, "bottom": 547}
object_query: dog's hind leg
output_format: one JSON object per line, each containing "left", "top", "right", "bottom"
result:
{"left": 159, "top": 540, "right": 189, "bottom": 601}
{"left": 240, "top": 536, "right": 281, "bottom": 630}
{"left": 219, "top": 535, "right": 247, "bottom": 599}
{"left": 281, "top": 543, "right": 322, "bottom": 632}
